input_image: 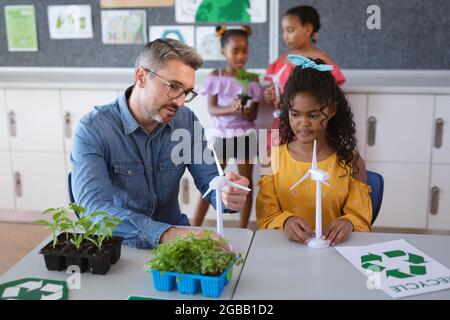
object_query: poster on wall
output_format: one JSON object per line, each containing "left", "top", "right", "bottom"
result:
{"left": 4, "top": 5, "right": 39, "bottom": 51}
{"left": 48, "top": 5, "right": 93, "bottom": 39}
{"left": 100, "top": 0, "right": 174, "bottom": 8}
{"left": 101, "top": 10, "right": 147, "bottom": 44}
{"left": 176, "top": 0, "right": 266, "bottom": 23}
{"left": 195, "top": 26, "right": 224, "bottom": 61}
{"left": 149, "top": 25, "right": 194, "bottom": 47}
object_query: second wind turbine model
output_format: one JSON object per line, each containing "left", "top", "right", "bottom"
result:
{"left": 290, "top": 140, "right": 331, "bottom": 249}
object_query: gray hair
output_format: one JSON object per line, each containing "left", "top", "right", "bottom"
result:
{"left": 134, "top": 38, "right": 203, "bottom": 71}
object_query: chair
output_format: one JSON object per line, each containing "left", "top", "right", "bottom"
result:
{"left": 67, "top": 172, "right": 80, "bottom": 219}
{"left": 366, "top": 170, "right": 384, "bottom": 225}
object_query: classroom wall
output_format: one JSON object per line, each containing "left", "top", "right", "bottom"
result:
{"left": 0, "top": 0, "right": 449, "bottom": 69}
{"left": 0, "top": 0, "right": 269, "bottom": 68}
{"left": 279, "top": 0, "right": 450, "bottom": 69}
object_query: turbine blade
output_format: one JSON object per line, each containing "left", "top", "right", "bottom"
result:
{"left": 290, "top": 172, "right": 310, "bottom": 190}
{"left": 274, "top": 80, "right": 280, "bottom": 98}
{"left": 227, "top": 180, "right": 251, "bottom": 191}
{"left": 211, "top": 146, "right": 224, "bottom": 176}
{"left": 312, "top": 139, "right": 317, "bottom": 170}
{"left": 276, "top": 64, "right": 287, "bottom": 77}
{"left": 202, "top": 188, "right": 212, "bottom": 198}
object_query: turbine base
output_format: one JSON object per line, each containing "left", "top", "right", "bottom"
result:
{"left": 307, "top": 237, "right": 330, "bottom": 249}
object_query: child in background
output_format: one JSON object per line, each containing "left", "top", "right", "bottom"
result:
{"left": 264, "top": 5, "right": 345, "bottom": 146}
{"left": 257, "top": 55, "right": 371, "bottom": 246}
{"left": 192, "top": 25, "right": 263, "bottom": 228}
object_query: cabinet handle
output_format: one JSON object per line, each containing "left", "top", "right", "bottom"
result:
{"left": 430, "top": 186, "right": 440, "bottom": 215}
{"left": 434, "top": 118, "right": 444, "bottom": 149}
{"left": 367, "top": 116, "right": 377, "bottom": 146}
{"left": 182, "top": 178, "right": 189, "bottom": 205}
{"left": 64, "top": 111, "right": 72, "bottom": 138}
{"left": 8, "top": 111, "right": 16, "bottom": 137}
{"left": 15, "top": 172, "right": 22, "bottom": 197}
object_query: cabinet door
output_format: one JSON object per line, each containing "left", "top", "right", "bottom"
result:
{"left": 65, "top": 152, "right": 71, "bottom": 176}
{"left": 0, "top": 151, "right": 15, "bottom": 209}
{"left": 366, "top": 94, "right": 434, "bottom": 163}
{"left": 0, "top": 90, "right": 9, "bottom": 151}
{"left": 12, "top": 152, "right": 67, "bottom": 212}
{"left": 6, "top": 89, "right": 63, "bottom": 152}
{"left": 432, "top": 96, "right": 450, "bottom": 164}
{"left": 428, "top": 164, "right": 450, "bottom": 230}
{"left": 367, "top": 162, "right": 428, "bottom": 229}
{"left": 347, "top": 94, "right": 367, "bottom": 159}
{"left": 179, "top": 171, "right": 197, "bottom": 218}
{"left": 61, "top": 89, "right": 117, "bottom": 154}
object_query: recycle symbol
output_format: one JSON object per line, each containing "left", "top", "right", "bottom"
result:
{"left": 0, "top": 278, "right": 68, "bottom": 300}
{"left": 361, "top": 250, "right": 428, "bottom": 279}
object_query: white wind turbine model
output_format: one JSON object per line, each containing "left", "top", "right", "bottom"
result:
{"left": 203, "top": 146, "right": 251, "bottom": 236}
{"left": 290, "top": 140, "right": 331, "bottom": 249}
{"left": 265, "top": 64, "right": 287, "bottom": 118}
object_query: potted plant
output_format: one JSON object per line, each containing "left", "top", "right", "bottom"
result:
{"left": 235, "top": 68, "right": 259, "bottom": 109}
{"left": 144, "top": 230, "right": 243, "bottom": 298}
{"left": 34, "top": 203, "right": 124, "bottom": 275}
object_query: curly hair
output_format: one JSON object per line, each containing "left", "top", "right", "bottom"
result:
{"left": 278, "top": 58, "right": 359, "bottom": 175}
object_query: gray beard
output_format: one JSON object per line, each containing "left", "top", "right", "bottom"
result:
{"left": 145, "top": 105, "right": 164, "bottom": 124}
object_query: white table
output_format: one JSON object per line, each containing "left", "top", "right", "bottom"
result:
{"left": 0, "top": 228, "right": 254, "bottom": 300}
{"left": 233, "top": 230, "right": 450, "bottom": 300}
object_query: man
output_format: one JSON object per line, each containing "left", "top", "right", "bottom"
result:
{"left": 71, "top": 39, "right": 250, "bottom": 248}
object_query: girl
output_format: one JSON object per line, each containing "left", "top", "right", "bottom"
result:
{"left": 192, "top": 25, "right": 263, "bottom": 228}
{"left": 264, "top": 5, "right": 345, "bottom": 147}
{"left": 256, "top": 55, "right": 371, "bottom": 246}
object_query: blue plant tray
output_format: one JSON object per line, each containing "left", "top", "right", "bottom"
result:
{"left": 149, "top": 265, "right": 233, "bottom": 298}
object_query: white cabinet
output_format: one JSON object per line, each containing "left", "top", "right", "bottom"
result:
{"left": 179, "top": 171, "right": 195, "bottom": 217}
{"left": 0, "top": 151, "right": 15, "bottom": 210}
{"left": 61, "top": 89, "right": 117, "bottom": 174}
{"left": 428, "top": 95, "right": 450, "bottom": 230}
{"left": 428, "top": 165, "right": 450, "bottom": 230}
{"left": 368, "top": 162, "right": 429, "bottom": 229}
{"left": 432, "top": 96, "right": 450, "bottom": 164}
{"left": 0, "top": 90, "right": 9, "bottom": 151}
{"left": 61, "top": 89, "right": 117, "bottom": 155}
{"left": 367, "top": 94, "right": 434, "bottom": 163}
{"left": 5, "top": 89, "right": 63, "bottom": 152}
{"left": 366, "top": 94, "right": 434, "bottom": 229}
{"left": 11, "top": 152, "right": 67, "bottom": 212}
{"left": 347, "top": 94, "right": 367, "bottom": 158}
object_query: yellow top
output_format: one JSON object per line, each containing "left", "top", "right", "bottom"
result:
{"left": 256, "top": 144, "right": 372, "bottom": 232}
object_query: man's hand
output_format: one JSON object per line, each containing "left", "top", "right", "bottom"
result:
{"left": 221, "top": 172, "right": 250, "bottom": 211}
{"left": 283, "top": 216, "right": 314, "bottom": 244}
{"left": 322, "top": 219, "right": 353, "bottom": 246}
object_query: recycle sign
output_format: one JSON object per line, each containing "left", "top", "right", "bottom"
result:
{"left": 361, "top": 250, "right": 428, "bottom": 279}
{"left": 0, "top": 278, "right": 68, "bottom": 300}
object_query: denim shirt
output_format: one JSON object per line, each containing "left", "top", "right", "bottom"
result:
{"left": 71, "top": 86, "right": 222, "bottom": 249}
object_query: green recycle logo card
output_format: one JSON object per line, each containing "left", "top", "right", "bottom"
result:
{"left": 0, "top": 278, "right": 68, "bottom": 300}
{"left": 361, "top": 250, "right": 428, "bottom": 279}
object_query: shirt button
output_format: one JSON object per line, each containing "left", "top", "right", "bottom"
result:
{"left": 128, "top": 170, "right": 132, "bottom": 176}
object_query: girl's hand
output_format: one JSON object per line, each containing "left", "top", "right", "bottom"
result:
{"left": 264, "top": 84, "right": 279, "bottom": 107}
{"left": 243, "top": 99, "right": 254, "bottom": 115}
{"left": 283, "top": 216, "right": 314, "bottom": 244}
{"left": 231, "top": 97, "right": 243, "bottom": 114}
{"left": 322, "top": 219, "right": 353, "bottom": 246}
